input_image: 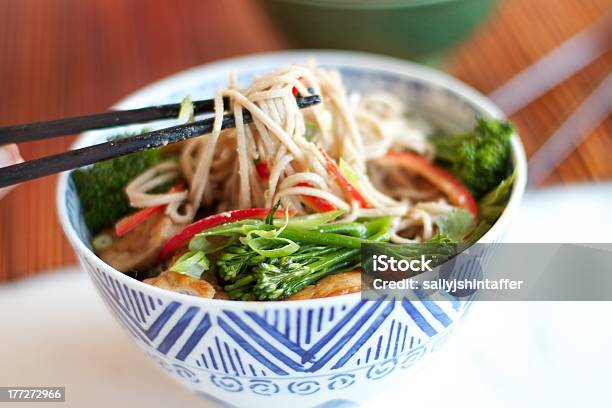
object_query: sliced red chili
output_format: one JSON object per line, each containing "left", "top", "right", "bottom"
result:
{"left": 255, "top": 161, "right": 270, "bottom": 182}
{"left": 291, "top": 77, "right": 308, "bottom": 97}
{"left": 115, "top": 206, "right": 164, "bottom": 237}
{"left": 317, "top": 146, "right": 370, "bottom": 208}
{"left": 296, "top": 182, "right": 337, "bottom": 212}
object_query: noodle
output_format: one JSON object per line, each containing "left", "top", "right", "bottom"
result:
{"left": 127, "top": 63, "right": 456, "bottom": 241}
{"left": 125, "top": 162, "right": 187, "bottom": 208}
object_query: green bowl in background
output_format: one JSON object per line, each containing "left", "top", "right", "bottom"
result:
{"left": 259, "top": 0, "right": 497, "bottom": 63}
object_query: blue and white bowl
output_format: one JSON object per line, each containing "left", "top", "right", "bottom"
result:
{"left": 57, "top": 51, "right": 527, "bottom": 407}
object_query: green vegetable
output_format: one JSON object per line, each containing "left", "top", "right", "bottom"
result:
{"left": 304, "top": 122, "right": 319, "bottom": 142}
{"left": 169, "top": 251, "right": 209, "bottom": 279}
{"left": 177, "top": 95, "right": 194, "bottom": 123}
{"left": 72, "top": 146, "right": 165, "bottom": 233}
{"left": 198, "top": 219, "right": 265, "bottom": 237}
{"left": 265, "top": 200, "right": 283, "bottom": 225}
{"left": 216, "top": 245, "right": 265, "bottom": 282}
{"left": 317, "top": 222, "right": 368, "bottom": 237}
{"left": 232, "top": 246, "right": 355, "bottom": 300}
{"left": 239, "top": 223, "right": 299, "bottom": 258}
{"left": 429, "top": 171, "right": 515, "bottom": 245}
{"left": 197, "top": 210, "right": 347, "bottom": 241}
{"left": 188, "top": 234, "right": 235, "bottom": 254}
{"left": 468, "top": 171, "right": 516, "bottom": 243}
{"left": 273, "top": 210, "right": 343, "bottom": 230}
{"left": 477, "top": 171, "right": 516, "bottom": 222}
{"left": 216, "top": 217, "right": 393, "bottom": 300}
{"left": 339, "top": 158, "right": 361, "bottom": 187}
{"left": 279, "top": 227, "right": 372, "bottom": 249}
{"left": 433, "top": 118, "right": 513, "bottom": 199}
{"left": 92, "top": 233, "right": 113, "bottom": 251}
{"left": 432, "top": 208, "right": 475, "bottom": 243}
{"left": 181, "top": 207, "right": 392, "bottom": 300}
{"left": 276, "top": 217, "right": 390, "bottom": 249}
{"left": 245, "top": 236, "right": 300, "bottom": 258}
{"left": 426, "top": 234, "right": 457, "bottom": 244}
{"left": 230, "top": 203, "right": 300, "bottom": 258}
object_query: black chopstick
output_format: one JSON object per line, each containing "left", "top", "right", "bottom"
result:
{"left": 0, "top": 97, "right": 232, "bottom": 144}
{"left": 0, "top": 88, "right": 316, "bottom": 144}
{"left": 0, "top": 95, "right": 321, "bottom": 188}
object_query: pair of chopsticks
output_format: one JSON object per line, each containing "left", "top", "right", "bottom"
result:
{"left": 488, "top": 11, "right": 612, "bottom": 185}
{"left": 0, "top": 94, "right": 321, "bottom": 188}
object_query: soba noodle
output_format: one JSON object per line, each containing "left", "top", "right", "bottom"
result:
{"left": 124, "top": 63, "right": 455, "bottom": 242}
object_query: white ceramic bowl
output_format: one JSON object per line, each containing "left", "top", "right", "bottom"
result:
{"left": 57, "top": 51, "right": 527, "bottom": 408}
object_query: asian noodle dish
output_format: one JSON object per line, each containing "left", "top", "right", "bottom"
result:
{"left": 73, "top": 63, "right": 515, "bottom": 301}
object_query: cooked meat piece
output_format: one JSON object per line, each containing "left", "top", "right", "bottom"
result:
{"left": 285, "top": 271, "right": 361, "bottom": 300}
{"left": 98, "top": 212, "right": 184, "bottom": 272}
{"left": 144, "top": 270, "right": 216, "bottom": 298}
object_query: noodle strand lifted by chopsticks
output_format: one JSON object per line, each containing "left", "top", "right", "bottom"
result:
{"left": 125, "top": 63, "right": 454, "bottom": 242}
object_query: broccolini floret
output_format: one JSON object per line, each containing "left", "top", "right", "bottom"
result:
{"left": 219, "top": 244, "right": 352, "bottom": 300}
{"left": 72, "top": 148, "right": 164, "bottom": 234}
{"left": 215, "top": 217, "right": 392, "bottom": 300}
{"left": 433, "top": 118, "right": 513, "bottom": 199}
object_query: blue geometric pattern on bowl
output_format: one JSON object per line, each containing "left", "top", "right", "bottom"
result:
{"left": 72, "top": 239, "right": 463, "bottom": 390}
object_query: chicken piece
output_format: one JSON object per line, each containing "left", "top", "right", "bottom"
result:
{"left": 99, "top": 212, "right": 184, "bottom": 272}
{"left": 286, "top": 271, "right": 362, "bottom": 300}
{"left": 144, "top": 270, "right": 216, "bottom": 298}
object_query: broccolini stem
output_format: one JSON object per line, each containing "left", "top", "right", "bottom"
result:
{"left": 279, "top": 217, "right": 392, "bottom": 249}
{"left": 307, "top": 217, "right": 392, "bottom": 272}
{"left": 317, "top": 222, "right": 368, "bottom": 237}
{"left": 279, "top": 229, "right": 365, "bottom": 249}
{"left": 224, "top": 274, "right": 256, "bottom": 292}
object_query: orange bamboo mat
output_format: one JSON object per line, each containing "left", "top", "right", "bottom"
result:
{"left": 449, "top": 0, "right": 612, "bottom": 185}
{"left": 0, "top": 0, "right": 610, "bottom": 282}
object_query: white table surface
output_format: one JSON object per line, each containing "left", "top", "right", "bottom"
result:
{"left": 1, "top": 183, "right": 611, "bottom": 408}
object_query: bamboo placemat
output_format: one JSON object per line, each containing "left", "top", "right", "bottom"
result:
{"left": 449, "top": 0, "right": 611, "bottom": 185}
{"left": 0, "top": 0, "right": 610, "bottom": 282}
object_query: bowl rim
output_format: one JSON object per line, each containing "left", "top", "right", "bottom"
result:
{"left": 56, "top": 49, "right": 527, "bottom": 307}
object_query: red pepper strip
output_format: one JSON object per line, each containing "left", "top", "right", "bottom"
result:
{"left": 386, "top": 150, "right": 478, "bottom": 216}
{"left": 296, "top": 182, "right": 337, "bottom": 212}
{"left": 158, "top": 208, "right": 293, "bottom": 261}
{"left": 255, "top": 161, "right": 270, "bottom": 182}
{"left": 317, "top": 146, "right": 371, "bottom": 208}
{"left": 291, "top": 77, "right": 308, "bottom": 97}
{"left": 115, "top": 206, "right": 164, "bottom": 237}
{"left": 114, "top": 183, "right": 186, "bottom": 237}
